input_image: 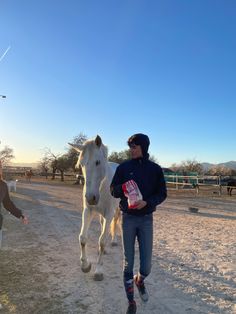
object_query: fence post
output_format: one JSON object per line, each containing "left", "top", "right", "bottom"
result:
{"left": 196, "top": 175, "right": 199, "bottom": 195}
{"left": 219, "top": 175, "right": 222, "bottom": 196}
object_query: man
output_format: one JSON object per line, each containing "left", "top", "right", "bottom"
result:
{"left": 0, "top": 161, "right": 28, "bottom": 248}
{"left": 110, "top": 133, "right": 167, "bottom": 314}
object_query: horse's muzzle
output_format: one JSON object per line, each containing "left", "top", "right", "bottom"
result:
{"left": 86, "top": 195, "right": 99, "bottom": 206}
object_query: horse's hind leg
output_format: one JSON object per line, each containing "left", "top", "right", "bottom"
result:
{"left": 227, "top": 186, "right": 232, "bottom": 196}
{"left": 79, "top": 207, "right": 93, "bottom": 273}
{"left": 110, "top": 207, "right": 121, "bottom": 246}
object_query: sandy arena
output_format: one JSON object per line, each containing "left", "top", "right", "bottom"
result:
{"left": 0, "top": 179, "right": 235, "bottom": 313}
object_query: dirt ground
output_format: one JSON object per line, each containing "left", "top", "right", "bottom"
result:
{"left": 0, "top": 179, "right": 235, "bottom": 314}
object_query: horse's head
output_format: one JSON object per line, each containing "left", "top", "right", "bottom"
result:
{"left": 68, "top": 135, "right": 108, "bottom": 206}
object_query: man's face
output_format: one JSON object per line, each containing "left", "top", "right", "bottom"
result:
{"left": 129, "top": 143, "right": 143, "bottom": 159}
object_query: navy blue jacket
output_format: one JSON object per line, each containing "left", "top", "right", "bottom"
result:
{"left": 110, "top": 155, "right": 167, "bottom": 216}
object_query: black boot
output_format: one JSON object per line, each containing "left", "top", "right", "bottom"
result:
{"left": 126, "top": 300, "right": 137, "bottom": 314}
{"left": 134, "top": 274, "right": 149, "bottom": 302}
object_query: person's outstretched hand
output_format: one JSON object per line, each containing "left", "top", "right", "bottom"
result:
{"left": 21, "top": 216, "right": 29, "bottom": 224}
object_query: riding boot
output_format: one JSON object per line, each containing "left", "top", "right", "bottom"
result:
{"left": 126, "top": 300, "right": 137, "bottom": 314}
{"left": 134, "top": 273, "right": 149, "bottom": 302}
{"left": 124, "top": 278, "right": 134, "bottom": 303}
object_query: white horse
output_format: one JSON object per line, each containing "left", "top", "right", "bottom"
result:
{"left": 69, "top": 135, "right": 120, "bottom": 281}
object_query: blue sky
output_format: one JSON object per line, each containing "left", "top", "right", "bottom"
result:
{"left": 0, "top": 0, "right": 235, "bottom": 167}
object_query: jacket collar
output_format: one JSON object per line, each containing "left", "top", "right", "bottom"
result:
{"left": 132, "top": 153, "right": 149, "bottom": 164}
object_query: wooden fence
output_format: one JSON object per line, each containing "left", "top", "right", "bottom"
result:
{"left": 164, "top": 175, "right": 231, "bottom": 195}
{"left": 2, "top": 169, "right": 235, "bottom": 196}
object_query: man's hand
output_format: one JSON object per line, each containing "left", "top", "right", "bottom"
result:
{"left": 134, "top": 200, "right": 147, "bottom": 210}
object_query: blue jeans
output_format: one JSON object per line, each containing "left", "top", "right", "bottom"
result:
{"left": 122, "top": 212, "right": 153, "bottom": 282}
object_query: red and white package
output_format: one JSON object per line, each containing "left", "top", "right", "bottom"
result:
{"left": 122, "top": 180, "right": 143, "bottom": 209}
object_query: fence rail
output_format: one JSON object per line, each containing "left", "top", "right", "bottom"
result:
{"left": 164, "top": 174, "right": 233, "bottom": 195}
{"left": 2, "top": 170, "right": 235, "bottom": 196}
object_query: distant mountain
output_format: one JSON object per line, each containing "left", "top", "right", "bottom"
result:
{"left": 201, "top": 161, "right": 236, "bottom": 171}
{"left": 201, "top": 162, "right": 213, "bottom": 171}
{"left": 218, "top": 161, "right": 236, "bottom": 169}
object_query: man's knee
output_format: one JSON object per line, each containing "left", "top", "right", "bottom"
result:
{"left": 140, "top": 262, "right": 152, "bottom": 278}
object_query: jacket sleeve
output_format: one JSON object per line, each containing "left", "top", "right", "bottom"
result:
{"left": 146, "top": 168, "right": 167, "bottom": 208}
{"left": 110, "top": 166, "right": 124, "bottom": 198}
{"left": 2, "top": 182, "right": 24, "bottom": 219}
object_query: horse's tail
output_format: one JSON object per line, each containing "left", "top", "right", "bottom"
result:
{"left": 110, "top": 207, "right": 121, "bottom": 241}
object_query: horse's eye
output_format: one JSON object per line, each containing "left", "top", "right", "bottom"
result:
{"left": 96, "top": 160, "right": 100, "bottom": 166}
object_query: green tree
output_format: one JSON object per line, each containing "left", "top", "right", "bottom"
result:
{"left": 109, "top": 149, "right": 158, "bottom": 164}
{"left": 57, "top": 155, "right": 71, "bottom": 181}
{"left": 108, "top": 149, "right": 131, "bottom": 164}
{"left": 50, "top": 157, "right": 59, "bottom": 180}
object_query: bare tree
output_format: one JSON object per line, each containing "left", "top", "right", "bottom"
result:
{"left": 67, "top": 132, "right": 87, "bottom": 171}
{"left": 0, "top": 145, "right": 14, "bottom": 165}
{"left": 170, "top": 163, "right": 179, "bottom": 172}
{"left": 171, "top": 159, "right": 203, "bottom": 174}
{"left": 206, "top": 165, "right": 231, "bottom": 176}
{"left": 72, "top": 132, "right": 87, "bottom": 146}
{"left": 38, "top": 156, "right": 50, "bottom": 179}
{"left": 149, "top": 154, "right": 158, "bottom": 163}
{"left": 41, "top": 148, "right": 61, "bottom": 180}
{"left": 182, "top": 159, "right": 203, "bottom": 173}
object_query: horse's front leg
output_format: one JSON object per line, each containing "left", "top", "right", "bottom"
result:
{"left": 94, "top": 216, "right": 111, "bottom": 281}
{"left": 79, "top": 207, "right": 93, "bottom": 273}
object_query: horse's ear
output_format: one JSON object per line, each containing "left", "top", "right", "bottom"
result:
{"left": 68, "top": 143, "right": 83, "bottom": 152}
{"left": 95, "top": 135, "right": 102, "bottom": 147}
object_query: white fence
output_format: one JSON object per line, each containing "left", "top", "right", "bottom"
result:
{"left": 164, "top": 175, "right": 229, "bottom": 195}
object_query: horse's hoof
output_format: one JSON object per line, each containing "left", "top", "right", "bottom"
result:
{"left": 81, "top": 262, "right": 91, "bottom": 273}
{"left": 93, "top": 273, "right": 104, "bottom": 281}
